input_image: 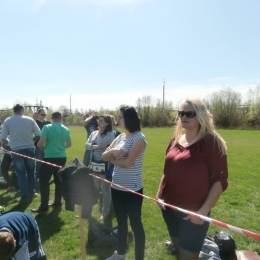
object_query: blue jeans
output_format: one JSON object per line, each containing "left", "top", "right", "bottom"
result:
{"left": 162, "top": 207, "right": 210, "bottom": 253}
{"left": 12, "top": 148, "right": 36, "bottom": 200}
{"left": 35, "top": 149, "right": 44, "bottom": 179}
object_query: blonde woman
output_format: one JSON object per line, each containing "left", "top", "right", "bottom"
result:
{"left": 156, "top": 98, "right": 228, "bottom": 260}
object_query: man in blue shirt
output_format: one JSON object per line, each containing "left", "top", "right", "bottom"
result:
{"left": 0, "top": 211, "right": 46, "bottom": 260}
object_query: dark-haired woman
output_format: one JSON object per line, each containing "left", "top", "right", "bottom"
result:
{"left": 102, "top": 105, "right": 146, "bottom": 260}
{"left": 85, "top": 115, "right": 114, "bottom": 220}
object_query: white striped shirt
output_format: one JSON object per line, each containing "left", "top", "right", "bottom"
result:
{"left": 112, "top": 131, "right": 146, "bottom": 191}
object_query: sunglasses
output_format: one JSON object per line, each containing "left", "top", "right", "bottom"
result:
{"left": 40, "top": 114, "right": 46, "bottom": 116}
{"left": 178, "top": 110, "right": 196, "bottom": 118}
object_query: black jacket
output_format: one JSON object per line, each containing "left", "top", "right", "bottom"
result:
{"left": 57, "top": 158, "right": 98, "bottom": 219}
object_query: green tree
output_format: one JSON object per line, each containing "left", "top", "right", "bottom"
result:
{"left": 207, "top": 87, "right": 241, "bottom": 128}
{"left": 247, "top": 99, "right": 260, "bottom": 127}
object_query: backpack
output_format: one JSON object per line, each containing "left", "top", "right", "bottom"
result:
{"left": 113, "top": 129, "right": 121, "bottom": 138}
{"left": 106, "top": 163, "right": 114, "bottom": 181}
{"left": 105, "top": 129, "right": 121, "bottom": 181}
{"left": 88, "top": 222, "right": 118, "bottom": 247}
{"left": 199, "top": 237, "right": 220, "bottom": 260}
{"left": 210, "top": 231, "right": 236, "bottom": 258}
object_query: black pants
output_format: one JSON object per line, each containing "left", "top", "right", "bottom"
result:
{"left": 0, "top": 153, "right": 13, "bottom": 187}
{"left": 39, "top": 157, "right": 66, "bottom": 210}
{"left": 111, "top": 188, "right": 145, "bottom": 260}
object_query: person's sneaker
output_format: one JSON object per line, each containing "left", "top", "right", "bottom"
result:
{"left": 5, "top": 186, "right": 16, "bottom": 193}
{"left": 30, "top": 193, "right": 38, "bottom": 200}
{"left": 16, "top": 197, "right": 29, "bottom": 203}
{"left": 165, "top": 240, "right": 176, "bottom": 253}
{"left": 31, "top": 207, "right": 48, "bottom": 214}
{"left": 105, "top": 251, "right": 126, "bottom": 260}
{"left": 99, "top": 214, "right": 107, "bottom": 220}
{"left": 48, "top": 202, "right": 62, "bottom": 208}
{"left": 103, "top": 215, "right": 112, "bottom": 228}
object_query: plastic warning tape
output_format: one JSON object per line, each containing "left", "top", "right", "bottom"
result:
{"left": 2, "top": 148, "right": 259, "bottom": 241}
{"left": 90, "top": 173, "right": 260, "bottom": 241}
{"left": 0, "top": 148, "right": 62, "bottom": 169}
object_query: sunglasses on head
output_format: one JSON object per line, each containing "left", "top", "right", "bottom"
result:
{"left": 41, "top": 114, "right": 46, "bottom": 116}
{"left": 178, "top": 110, "right": 196, "bottom": 118}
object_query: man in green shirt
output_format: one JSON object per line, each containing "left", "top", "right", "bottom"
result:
{"left": 31, "top": 111, "right": 72, "bottom": 213}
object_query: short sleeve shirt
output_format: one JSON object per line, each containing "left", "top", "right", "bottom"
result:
{"left": 162, "top": 134, "right": 228, "bottom": 211}
{"left": 41, "top": 122, "right": 71, "bottom": 158}
{"left": 112, "top": 132, "right": 146, "bottom": 191}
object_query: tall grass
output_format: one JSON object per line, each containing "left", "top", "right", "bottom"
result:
{"left": 0, "top": 127, "right": 260, "bottom": 259}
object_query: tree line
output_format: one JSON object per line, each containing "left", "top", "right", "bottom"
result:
{"left": 0, "top": 85, "right": 260, "bottom": 129}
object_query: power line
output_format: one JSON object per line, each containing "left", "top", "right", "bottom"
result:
{"left": 163, "top": 79, "right": 166, "bottom": 108}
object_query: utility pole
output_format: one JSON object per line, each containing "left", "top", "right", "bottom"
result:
{"left": 163, "top": 79, "right": 166, "bottom": 108}
{"left": 70, "top": 93, "right": 72, "bottom": 114}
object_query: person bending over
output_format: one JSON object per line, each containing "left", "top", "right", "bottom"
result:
{"left": 0, "top": 211, "right": 46, "bottom": 260}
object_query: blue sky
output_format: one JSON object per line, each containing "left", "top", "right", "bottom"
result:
{"left": 0, "top": 0, "right": 259, "bottom": 111}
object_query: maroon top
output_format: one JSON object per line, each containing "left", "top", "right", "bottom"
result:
{"left": 162, "top": 134, "right": 228, "bottom": 211}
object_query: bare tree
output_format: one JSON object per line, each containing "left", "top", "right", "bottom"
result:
{"left": 246, "top": 84, "right": 260, "bottom": 105}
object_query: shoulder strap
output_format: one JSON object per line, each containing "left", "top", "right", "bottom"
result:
{"left": 90, "top": 131, "right": 98, "bottom": 143}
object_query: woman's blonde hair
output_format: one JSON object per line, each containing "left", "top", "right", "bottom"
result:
{"left": 172, "top": 98, "right": 227, "bottom": 155}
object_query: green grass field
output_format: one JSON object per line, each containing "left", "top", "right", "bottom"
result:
{"left": 1, "top": 127, "right": 260, "bottom": 259}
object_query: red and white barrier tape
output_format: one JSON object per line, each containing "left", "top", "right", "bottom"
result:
{"left": 2, "top": 148, "right": 260, "bottom": 241}
{"left": 1, "top": 148, "right": 62, "bottom": 168}
{"left": 90, "top": 174, "right": 260, "bottom": 241}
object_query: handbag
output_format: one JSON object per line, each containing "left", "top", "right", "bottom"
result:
{"left": 86, "top": 132, "right": 108, "bottom": 174}
{"left": 89, "top": 161, "right": 107, "bottom": 174}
